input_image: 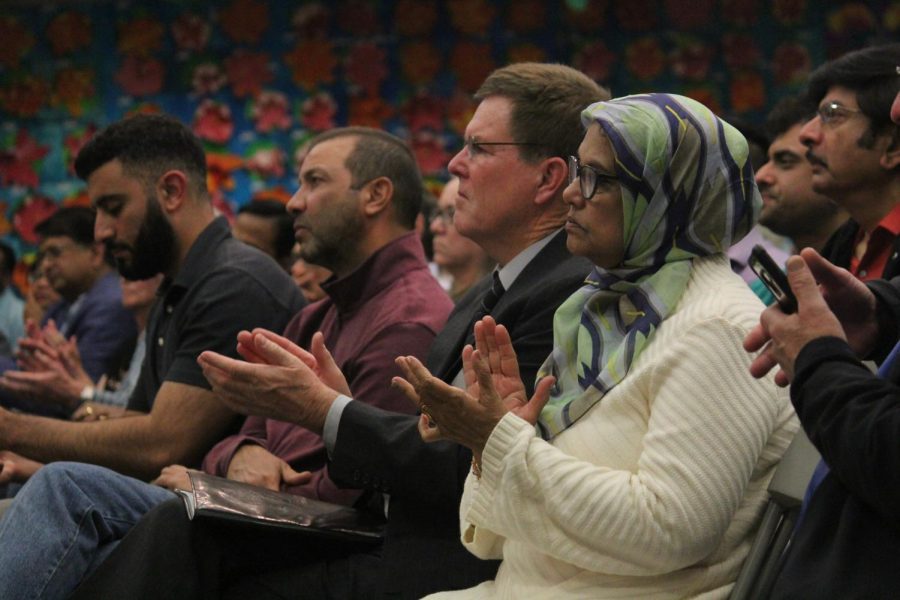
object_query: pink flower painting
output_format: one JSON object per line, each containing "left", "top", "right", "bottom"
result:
{"left": 172, "top": 14, "right": 211, "bottom": 53}
{"left": 250, "top": 91, "right": 292, "bottom": 133}
{"left": 300, "top": 93, "right": 337, "bottom": 132}
{"left": 0, "top": 129, "right": 50, "bottom": 188}
{"left": 225, "top": 50, "right": 274, "bottom": 99}
{"left": 115, "top": 56, "right": 165, "bottom": 97}
{"left": 246, "top": 145, "right": 287, "bottom": 179}
{"left": 411, "top": 131, "right": 451, "bottom": 175}
{"left": 403, "top": 92, "right": 445, "bottom": 133}
{"left": 13, "top": 195, "right": 57, "bottom": 244}
{"left": 193, "top": 100, "right": 234, "bottom": 145}
{"left": 345, "top": 43, "right": 388, "bottom": 96}
{"left": 191, "top": 63, "right": 227, "bottom": 96}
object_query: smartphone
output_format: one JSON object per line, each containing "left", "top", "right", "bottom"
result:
{"left": 748, "top": 245, "right": 797, "bottom": 314}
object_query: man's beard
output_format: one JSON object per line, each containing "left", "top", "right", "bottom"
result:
{"left": 296, "top": 204, "right": 363, "bottom": 275}
{"left": 108, "top": 200, "right": 178, "bottom": 281}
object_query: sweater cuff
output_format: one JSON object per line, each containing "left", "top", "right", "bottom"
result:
{"left": 466, "top": 412, "right": 533, "bottom": 527}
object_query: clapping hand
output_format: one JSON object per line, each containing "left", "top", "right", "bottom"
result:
{"left": 198, "top": 329, "right": 342, "bottom": 434}
{"left": 393, "top": 316, "right": 554, "bottom": 457}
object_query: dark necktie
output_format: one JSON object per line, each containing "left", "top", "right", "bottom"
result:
{"left": 477, "top": 270, "right": 505, "bottom": 319}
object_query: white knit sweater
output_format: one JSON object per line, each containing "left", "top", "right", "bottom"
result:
{"left": 427, "top": 255, "right": 798, "bottom": 599}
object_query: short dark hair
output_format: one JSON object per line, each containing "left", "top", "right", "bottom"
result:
{"left": 35, "top": 206, "right": 96, "bottom": 247}
{"left": 0, "top": 241, "right": 15, "bottom": 277}
{"left": 74, "top": 114, "right": 208, "bottom": 197}
{"left": 806, "top": 43, "right": 900, "bottom": 145}
{"left": 238, "top": 200, "right": 294, "bottom": 261}
{"left": 764, "top": 95, "right": 817, "bottom": 140}
{"left": 308, "top": 127, "right": 424, "bottom": 229}
{"left": 475, "top": 63, "right": 611, "bottom": 163}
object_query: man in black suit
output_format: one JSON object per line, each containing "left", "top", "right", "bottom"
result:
{"left": 73, "top": 63, "right": 609, "bottom": 600}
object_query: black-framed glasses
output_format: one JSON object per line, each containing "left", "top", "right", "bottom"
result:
{"left": 567, "top": 155, "right": 618, "bottom": 200}
{"left": 430, "top": 206, "right": 455, "bottom": 226}
{"left": 816, "top": 101, "right": 863, "bottom": 126}
{"left": 462, "top": 137, "right": 542, "bottom": 159}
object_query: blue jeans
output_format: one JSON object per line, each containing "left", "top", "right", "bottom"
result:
{"left": 0, "top": 462, "right": 175, "bottom": 600}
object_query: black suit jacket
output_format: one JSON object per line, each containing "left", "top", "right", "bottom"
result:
{"left": 329, "top": 231, "right": 592, "bottom": 599}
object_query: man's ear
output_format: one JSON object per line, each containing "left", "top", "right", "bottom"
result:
{"left": 361, "top": 176, "right": 394, "bottom": 217}
{"left": 882, "top": 127, "right": 900, "bottom": 170}
{"left": 157, "top": 171, "right": 190, "bottom": 213}
{"left": 533, "top": 156, "right": 568, "bottom": 206}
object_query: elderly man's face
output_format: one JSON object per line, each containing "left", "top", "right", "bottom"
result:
{"left": 447, "top": 96, "right": 544, "bottom": 253}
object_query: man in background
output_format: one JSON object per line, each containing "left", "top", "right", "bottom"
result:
{"left": 430, "top": 177, "right": 493, "bottom": 302}
{"left": 756, "top": 95, "right": 849, "bottom": 254}
{"left": 0, "top": 241, "right": 24, "bottom": 358}
{"left": 0, "top": 207, "right": 137, "bottom": 417}
{"left": 232, "top": 199, "right": 295, "bottom": 271}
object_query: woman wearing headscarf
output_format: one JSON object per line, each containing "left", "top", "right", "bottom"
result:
{"left": 395, "top": 93, "right": 798, "bottom": 598}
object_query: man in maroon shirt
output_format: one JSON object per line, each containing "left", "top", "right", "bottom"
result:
{"left": 0, "top": 127, "right": 453, "bottom": 600}
{"left": 197, "top": 127, "right": 453, "bottom": 502}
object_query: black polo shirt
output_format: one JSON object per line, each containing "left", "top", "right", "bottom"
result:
{"left": 128, "top": 217, "right": 305, "bottom": 412}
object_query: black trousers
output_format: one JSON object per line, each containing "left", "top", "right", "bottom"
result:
{"left": 71, "top": 498, "right": 382, "bottom": 600}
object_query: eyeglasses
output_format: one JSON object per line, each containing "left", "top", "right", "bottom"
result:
{"left": 567, "top": 156, "right": 618, "bottom": 200}
{"left": 430, "top": 206, "right": 455, "bottom": 226}
{"left": 462, "top": 138, "right": 542, "bottom": 159}
{"left": 816, "top": 101, "right": 863, "bottom": 126}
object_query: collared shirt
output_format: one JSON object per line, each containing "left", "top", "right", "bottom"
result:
{"left": 323, "top": 229, "right": 563, "bottom": 455}
{"left": 128, "top": 217, "right": 305, "bottom": 412}
{"left": 849, "top": 203, "right": 900, "bottom": 281}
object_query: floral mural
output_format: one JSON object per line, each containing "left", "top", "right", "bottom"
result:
{"left": 0, "top": 0, "right": 895, "bottom": 267}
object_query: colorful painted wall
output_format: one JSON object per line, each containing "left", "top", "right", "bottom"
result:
{"left": 0, "top": 0, "right": 897, "bottom": 273}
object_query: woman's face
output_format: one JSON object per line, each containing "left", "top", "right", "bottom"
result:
{"left": 563, "top": 124, "right": 625, "bottom": 269}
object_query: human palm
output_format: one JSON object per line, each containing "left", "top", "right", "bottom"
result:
{"left": 464, "top": 317, "right": 554, "bottom": 426}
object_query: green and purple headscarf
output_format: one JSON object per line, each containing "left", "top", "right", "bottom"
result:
{"left": 536, "top": 93, "right": 761, "bottom": 440}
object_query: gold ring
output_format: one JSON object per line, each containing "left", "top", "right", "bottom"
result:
{"left": 84, "top": 405, "right": 94, "bottom": 416}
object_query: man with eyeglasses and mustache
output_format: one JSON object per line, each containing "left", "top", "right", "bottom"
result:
{"left": 803, "top": 44, "right": 900, "bottom": 282}
{"left": 744, "top": 45, "right": 900, "bottom": 597}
